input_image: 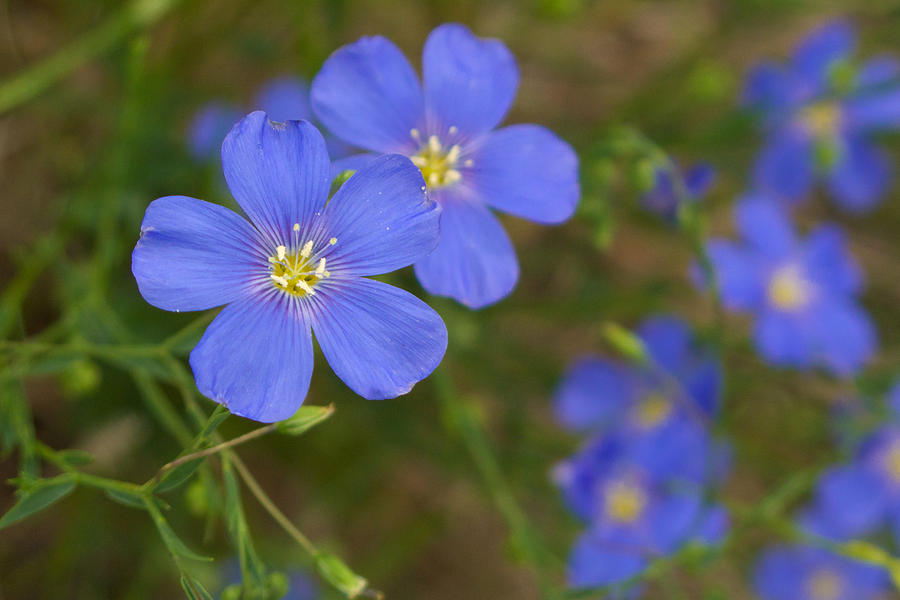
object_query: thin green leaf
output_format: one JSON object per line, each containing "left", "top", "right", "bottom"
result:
{"left": 145, "top": 499, "right": 212, "bottom": 562}
{"left": 105, "top": 487, "right": 147, "bottom": 509}
{"left": 0, "top": 474, "right": 76, "bottom": 530}
{"left": 275, "top": 404, "right": 334, "bottom": 436}
{"left": 222, "top": 457, "right": 267, "bottom": 591}
{"left": 57, "top": 449, "right": 94, "bottom": 467}
{"left": 315, "top": 552, "right": 368, "bottom": 598}
{"left": 180, "top": 574, "right": 214, "bottom": 600}
{"left": 154, "top": 457, "right": 204, "bottom": 494}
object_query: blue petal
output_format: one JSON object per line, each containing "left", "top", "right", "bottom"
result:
{"left": 311, "top": 36, "right": 424, "bottom": 153}
{"left": 802, "top": 224, "right": 862, "bottom": 297}
{"left": 754, "top": 310, "right": 815, "bottom": 369}
{"left": 752, "top": 131, "right": 815, "bottom": 202}
{"left": 132, "top": 196, "right": 267, "bottom": 312}
{"left": 826, "top": 137, "right": 892, "bottom": 213}
{"left": 328, "top": 153, "right": 379, "bottom": 181}
{"left": 791, "top": 20, "right": 856, "bottom": 89}
{"left": 186, "top": 102, "right": 242, "bottom": 161}
{"left": 753, "top": 547, "right": 807, "bottom": 600}
{"left": 735, "top": 198, "right": 796, "bottom": 258}
{"left": 694, "top": 504, "right": 729, "bottom": 545}
{"left": 309, "top": 278, "right": 447, "bottom": 399}
{"left": 636, "top": 316, "right": 691, "bottom": 374}
{"left": 468, "top": 124, "right": 579, "bottom": 224}
{"left": 646, "top": 491, "right": 702, "bottom": 553}
{"left": 888, "top": 380, "right": 900, "bottom": 419}
{"left": 810, "top": 300, "right": 877, "bottom": 376}
{"left": 742, "top": 62, "right": 797, "bottom": 112}
{"left": 857, "top": 55, "right": 900, "bottom": 89}
{"left": 554, "top": 357, "right": 637, "bottom": 432}
{"left": 568, "top": 532, "right": 646, "bottom": 588}
{"left": 189, "top": 294, "right": 314, "bottom": 423}
{"left": 221, "top": 113, "right": 331, "bottom": 245}
{"left": 844, "top": 87, "right": 900, "bottom": 131}
{"left": 684, "top": 162, "right": 716, "bottom": 198}
{"left": 684, "top": 357, "right": 723, "bottom": 417}
{"left": 807, "top": 465, "right": 888, "bottom": 539}
{"left": 704, "top": 240, "right": 765, "bottom": 311}
{"left": 422, "top": 23, "right": 518, "bottom": 137}
{"left": 318, "top": 154, "right": 440, "bottom": 277}
{"left": 253, "top": 77, "right": 311, "bottom": 122}
{"left": 414, "top": 191, "right": 519, "bottom": 309}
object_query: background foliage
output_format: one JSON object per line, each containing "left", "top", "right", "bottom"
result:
{"left": 3, "top": 0, "right": 900, "bottom": 598}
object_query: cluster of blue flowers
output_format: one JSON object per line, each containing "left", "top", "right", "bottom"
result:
{"left": 552, "top": 19, "right": 900, "bottom": 595}
{"left": 133, "top": 24, "right": 580, "bottom": 422}
{"left": 553, "top": 316, "right": 730, "bottom": 590}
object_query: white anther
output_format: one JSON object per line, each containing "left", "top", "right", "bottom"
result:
{"left": 276, "top": 245, "right": 286, "bottom": 261}
{"left": 410, "top": 128, "right": 421, "bottom": 140}
{"left": 448, "top": 125, "right": 458, "bottom": 135}
{"left": 296, "top": 280, "right": 315, "bottom": 295}
{"left": 428, "top": 135, "right": 441, "bottom": 153}
{"left": 329, "top": 237, "right": 337, "bottom": 245}
{"left": 293, "top": 223, "right": 300, "bottom": 232}
{"left": 300, "top": 240, "right": 314, "bottom": 259}
{"left": 428, "top": 172, "right": 440, "bottom": 186}
{"left": 315, "top": 258, "right": 327, "bottom": 275}
{"left": 464, "top": 159, "right": 474, "bottom": 167}
{"left": 268, "top": 256, "right": 278, "bottom": 264}
{"left": 270, "top": 274, "right": 289, "bottom": 287}
{"left": 446, "top": 145, "right": 461, "bottom": 164}
{"left": 444, "top": 169, "right": 462, "bottom": 185}
{"left": 409, "top": 155, "right": 428, "bottom": 167}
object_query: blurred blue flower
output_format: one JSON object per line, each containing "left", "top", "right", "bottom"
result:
{"left": 703, "top": 198, "right": 876, "bottom": 376}
{"left": 555, "top": 433, "right": 727, "bottom": 588}
{"left": 753, "top": 545, "right": 889, "bottom": 600}
{"left": 219, "top": 558, "right": 318, "bottom": 600}
{"left": 310, "top": 23, "right": 580, "bottom": 309}
{"left": 134, "top": 113, "right": 447, "bottom": 422}
{"left": 744, "top": 19, "right": 900, "bottom": 212}
{"left": 187, "top": 76, "right": 351, "bottom": 165}
{"left": 641, "top": 162, "right": 715, "bottom": 221}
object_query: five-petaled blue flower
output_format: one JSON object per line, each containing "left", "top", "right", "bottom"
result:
{"left": 702, "top": 197, "right": 876, "bottom": 376}
{"left": 133, "top": 112, "right": 448, "bottom": 422}
{"left": 754, "top": 545, "right": 889, "bottom": 600}
{"left": 641, "top": 162, "right": 715, "bottom": 221}
{"left": 310, "top": 23, "right": 580, "bottom": 309}
{"left": 744, "top": 19, "right": 900, "bottom": 212}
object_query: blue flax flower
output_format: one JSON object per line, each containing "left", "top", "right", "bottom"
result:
{"left": 754, "top": 545, "right": 888, "bottom": 600}
{"left": 641, "top": 162, "right": 715, "bottom": 221}
{"left": 187, "top": 76, "right": 350, "bottom": 164}
{"left": 703, "top": 197, "right": 875, "bottom": 375}
{"left": 310, "top": 23, "right": 580, "bottom": 308}
{"left": 133, "top": 112, "right": 447, "bottom": 422}
{"left": 555, "top": 433, "right": 727, "bottom": 589}
{"left": 744, "top": 20, "right": 900, "bottom": 212}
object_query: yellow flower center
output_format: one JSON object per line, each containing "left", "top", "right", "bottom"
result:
{"left": 408, "top": 128, "right": 469, "bottom": 188}
{"left": 268, "top": 224, "right": 337, "bottom": 297}
{"left": 633, "top": 393, "right": 672, "bottom": 429}
{"left": 604, "top": 481, "right": 647, "bottom": 524}
{"left": 806, "top": 569, "right": 843, "bottom": 600}
{"left": 801, "top": 102, "right": 842, "bottom": 139}
{"left": 884, "top": 443, "right": 900, "bottom": 483}
{"left": 768, "top": 265, "right": 812, "bottom": 311}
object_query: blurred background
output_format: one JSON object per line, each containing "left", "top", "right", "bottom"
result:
{"left": 3, "top": 0, "right": 900, "bottom": 598}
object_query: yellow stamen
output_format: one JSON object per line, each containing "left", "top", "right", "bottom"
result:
{"left": 802, "top": 102, "right": 841, "bottom": 139}
{"left": 268, "top": 239, "right": 332, "bottom": 297}
{"left": 633, "top": 394, "right": 672, "bottom": 428}
{"left": 768, "top": 265, "right": 812, "bottom": 311}
{"left": 410, "top": 133, "right": 465, "bottom": 189}
{"left": 885, "top": 443, "right": 900, "bottom": 482}
{"left": 604, "top": 481, "right": 647, "bottom": 524}
{"left": 806, "top": 569, "right": 843, "bottom": 600}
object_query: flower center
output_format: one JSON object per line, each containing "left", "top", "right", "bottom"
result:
{"left": 268, "top": 224, "right": 337, "bottom": 297}
{"left": 767, "top": 265, "right": 812, "bottom": 311}
{"left": 884, "top": 442, "right": 900, "bottom": 483}
{"left": 801, "top": 102, "right": 842, "bottom": 139}
{"left": 408, "top": 128, "right": 468, "bottom": 188}
{"left": 806, "top": 569, "right": 843, "bottom": 600}
{"left": 633, "top": 393, "right": 672, "bottom": 429}
{"left": 604, "top": 481, "right": 647, "bottom": 524}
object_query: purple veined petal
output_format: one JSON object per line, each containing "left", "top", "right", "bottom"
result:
{"left": 422, "top": 23, "right": 519, "bottom": 137}
{"left": 309, "top": 278, "right": 447, "bottom": 399}
{"left": 857, "top": 55, "right": 900, "bottom": 89}
{"left": 735, "top": 197, "right": 797, "bottom": 259}
{"left": 752, "top": 130, "right": 815, "bottom": 202}
{"left": 753, "top": 310, "right": 816, "bottom": 370}
{"left": 810, "top": 299, "right": 877, "bottom": 376}
{"left": 314, "top": 154, "right": 440, "bottom": 277}
{"left": 328, "top": 153, "right": 379, "bottom": 181}
{"left": 253, "top": 76, "right": 312, "bottom": 122}
{"left": 567, "top": 532, "right": 647, "bottom": 588}
{"left": 221, "top": 113, "right": 331, "bottom": 246}
{"left": 791, "top": 19, "right": 856, "bottom": 89}
{"left": 186, "top": 102, "right": 242, "bottom": 161}
{"left": 468, "top": 124, "right": 579, "bottom": 224}
{"left": 189, "top": 293, "right": 314, "bottom": 423}
{"left": 702, "top": 240, "right": 765, "bottom": 311}
{"left": 132, "top": 195, "right": 268, "bottom": 312}
{"left": 553, "top": 357, "right": 638, "bottom": 432}
{"left": 413, "top": 190, "right": 519, "bottom": 309}
{"left": 311, "top": 36, "right": 424, "bottom": 154}
{"left": 825, "top": 136, "right": 892, "bottom": 213}
{"left": 803, "top": 224, "right": 862, "bottom": 297}
{"left": 844, "top": 86, "right": 900, "bottom": 132}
